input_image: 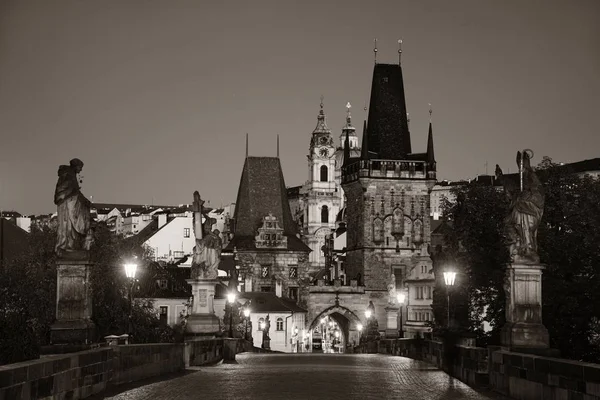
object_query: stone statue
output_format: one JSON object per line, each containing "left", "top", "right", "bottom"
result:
{"left": 263, "top": 314, "right": 271, "bottom": 341}
{"left": 54, "top": 158, "right": 93, "bottom": 258}
{"left": 387, "top": 273, "right": 397, "bottom": 305}
{"left": 495, "top": 150, "right": 545, "bottom": 263}
{"left": 190, "top": 191, "right": 222, "bottom": 279}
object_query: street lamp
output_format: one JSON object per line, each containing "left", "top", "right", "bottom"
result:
{"left": 357, "top": 323, "right": 363, "bottom": 344}
{"left": 397, "top": 292, "right": 406, "bottom": 338}
{"left": 443, "top": 269, "right": 457, "bottom": 328}
{"left": 365, "top": 309, "right": 372, "bottom": 319}
{"left": 123, "top": 258, "right": 138, "bottom": 339}
{"left": 227, "top": 292, "right": 237, "bottom": 338}
{"left": 243, "top": 308, "right": 251, "bottom": 341}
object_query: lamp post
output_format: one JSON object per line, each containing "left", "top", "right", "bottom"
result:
{"left": 123, "top": 258, "right": 138, "bottom": 340}
{"left": 243, "top": 308, "right": 250, "bottom": 341}
{"left": 443, "top": 269, "right": 457, "bottom": 328}
{"left": 397, "top": 292, "right": 406, "bottom": 338}
{"left": 227, "top": 292, "right": 237, "bottom": 338}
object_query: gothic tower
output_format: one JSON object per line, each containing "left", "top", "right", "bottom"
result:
{"left": 341, "top": 61, "right": 437, "bottom": 337}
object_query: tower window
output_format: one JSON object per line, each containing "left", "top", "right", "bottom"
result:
{"left": 320, "top": 165, "right": 328, "bottom": 182}
{"left": 321, "top": 206, "right": 329, "bottom": 223}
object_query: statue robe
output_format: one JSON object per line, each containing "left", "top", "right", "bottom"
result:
{"left": 54, "top": 165, "right": 91, "bottom": 254}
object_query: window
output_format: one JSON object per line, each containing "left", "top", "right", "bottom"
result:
{"left": 158, "top": 279, "right": 168, "bottom": 289}
{"left": 159, "top": 306, "right": 168, "bottom": 325}
{"left": 184, "top": 228, "right": 190, "bottom": 238}
{"left": 320, "top": 165, "right": 328, "bottom": 182}
{"left": 289, "top": 287, "right": 299, "bottom": 301}
{"left": 276, "top": 318, "right": 284, "bottom": 331}
{"left": 416, "top": 286, "right": 424, "bottom": 299}
{"left": 289, "top": 267, "right": 298, "bottom": 278}
{"left": 421, "top": 265, "right": 427, "bottom": 274}
{"left": 321, "top": 205, "right": 329, "bottom": 223}
{"left": 258, "top": 318, "right": 265, "bottom": 330}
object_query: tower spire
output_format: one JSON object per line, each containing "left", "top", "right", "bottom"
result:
{"left": 398, "top": 39, "right": 402, "bottom": 65}
{"left": 426, "top": 104, "right": 435, "bottom": 166}
{"left": 345, "top": 102, "right": 352, "bottom": 125}
{"left": 313, "top": 96, "right": 330, "bottom": 134}
{"left": 373, "top": 38, "right": 378, "bottom": 64}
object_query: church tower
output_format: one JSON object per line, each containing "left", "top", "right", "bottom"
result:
{"left": 341, "top": 59, "right": 437, "bottom": 338}
{"left": 303, "top": 98, "right": 342, "bottom": 268}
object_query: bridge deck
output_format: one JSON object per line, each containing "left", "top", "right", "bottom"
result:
{"left": 101, "top": 353, "right": 509, "bottom": 399}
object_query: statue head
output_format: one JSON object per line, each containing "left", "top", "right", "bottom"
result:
{"left": 70, "top": 158, "right": 84, "bottom": 173}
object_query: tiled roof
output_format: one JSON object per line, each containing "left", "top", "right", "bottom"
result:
{"left": 226, "top": 157, "right": 310, "bottom": 253}
{"left": 366, "top": 63, "right": 412, "bottom": 160}
{"left": 0, "top": 211, "right": 22, "bottom": 218}
{"left": 136, "top": 262, "right": 191, "bottom": 299}
{"left": 561, "top": 158, "right": 600, "bottom": 174}
{"left": 241, "top": 292, "right": 307, "bottom": 313}
{"left": 0, "top": 219, "right": 29, "bottom": 264}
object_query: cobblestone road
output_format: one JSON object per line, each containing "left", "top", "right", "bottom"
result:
{"left": 102, "top": 353, "right": 509, "bottom": 400}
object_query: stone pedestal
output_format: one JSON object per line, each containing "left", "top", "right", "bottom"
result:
{"left": 385, "top": 306, "right": 399, "bottom": 338}
{"left": 186, "top": 279, "right": 221, "bottom": 335}
{"left": 51, "top": 259, "right": 96, "bottom": 344}
{"left": 501, "top": 262, "right": 549, "bottom": 350}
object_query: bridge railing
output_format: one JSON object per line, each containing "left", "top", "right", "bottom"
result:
{"left": 356, "top": 338, "right": 600, "bottom": 400}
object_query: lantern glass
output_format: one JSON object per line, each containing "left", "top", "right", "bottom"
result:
{"left": 397, "top": 292, "right": 406, "bottom": 304}
{"left": 443, "top": 271, "right": 457, "bottom": 286}
{"left": 227, "top": 292, "right": 237, "bottom": 303}
{"left": 243, "top": 308, "right": 250, "bottom": 317}
{"left": 365, "top": 310, "right": 372, "bottom": 319}
{"left": 357, "top": 323, "right": 363, "bottom": 331}
{"left": 124, "top": 262, "right": 137, "bottom": 279}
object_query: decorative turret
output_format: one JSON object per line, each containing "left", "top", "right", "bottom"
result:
{"left": 340, "top": 102, "right": 359, "bottom": 149}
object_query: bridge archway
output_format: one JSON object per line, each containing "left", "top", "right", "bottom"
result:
{"left": 309, "top": 305, "right": 362, "bottom": 353}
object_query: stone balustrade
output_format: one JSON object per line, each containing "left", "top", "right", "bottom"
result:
{"left": 358, "top": 338, "right": 600, "bottom": 400}
{"left": 0, "top": 338, "right": 254, "bottom": 399}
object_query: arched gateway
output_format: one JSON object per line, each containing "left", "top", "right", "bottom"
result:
{"left": 308, "top": 305, "right": 362, "bottom": 353}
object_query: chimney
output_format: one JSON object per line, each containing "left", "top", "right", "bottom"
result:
{"left": 158, "top": 214, "right": 167, "bottom": 229}
{"left": 275, "top": 279, "right": 282, "bottom": 297}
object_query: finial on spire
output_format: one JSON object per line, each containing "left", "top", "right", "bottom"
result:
{"left": 398, "top": 39, "right": 403, "bottom": 64}
{"left": 320, "top": 95, "right": 324, "bottom": 110}
{"left": 373, "top": 38, "right": 378, "bottom": 64}
{"left": 429, "top": 103, "right": 432, "bottom": 122}
{"left": 346, "top": 101, "right": 352, "bottom": 120}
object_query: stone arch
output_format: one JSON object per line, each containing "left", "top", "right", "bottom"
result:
{"left": 309, "top": 305, "right": 363, "bottom": 351}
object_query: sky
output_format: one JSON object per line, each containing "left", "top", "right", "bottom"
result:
{"left": 1, "top": 0, "right": 599, "bottom": 215}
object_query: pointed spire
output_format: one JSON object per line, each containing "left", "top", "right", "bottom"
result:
{"left": 426, "top": 104, "right": 435, "bottom": 166}
{"left": 398, "top": 39, "right": 402, "bottom": 65}
{"left": 313, "top": 96, "right": 330, "bottom": 134}
{"left": 346, "top": 102, "right": 352, "bottom": 125}
{"left": 373, "top": 38, "right": 378, "bottom": 64}
{"left": 245, "top": 133, "right": 248, "bottom": 158}
{"left": 360, "top": 120, "right": 369, "bottom": 160}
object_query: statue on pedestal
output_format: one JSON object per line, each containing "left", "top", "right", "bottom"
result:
{"left": 190, "top": 191, "right": 222, "bottom": 280}
{"left": 54, "top": 158, "right": 93, "bottom": 258}
{"left": 495, "top": 150, "right": 545, "bottom": 263}
{"left": 263, "top": 314, "right": 271, "bottom": 342}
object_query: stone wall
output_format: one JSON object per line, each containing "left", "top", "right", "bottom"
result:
{"left": 490, "top": 349, "right": 600, "bottom": 400}
{"left": 111, "top": 343, "right": 185, "bottom": 386}
{"left": 0, "top": 348, "right": 112, "bottom": 399}
{"left": 184, "top": 338, "right": 224, "bottom": 367}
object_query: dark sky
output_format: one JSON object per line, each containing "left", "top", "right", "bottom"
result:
{"left": 1, "top": 0, "right": 599, "bottom": 214}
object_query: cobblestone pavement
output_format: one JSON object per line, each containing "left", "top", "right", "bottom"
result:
{"left": 103, "top": 353, "right": 509, "bottom": 400}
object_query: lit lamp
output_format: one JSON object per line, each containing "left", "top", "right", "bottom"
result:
{"left": 227, "top": 292, "right": 237, "bottom": 338}
{"left": 243, "top": 308, "right": 251, "bottom": 341}
{"left": 123, "top": 258, "right": 138, "bottom": 338}
{"left": 365, "top": 309, "right": 372, "bottom": 319}
{"left": 397, "top": 292, "right": 406, "bottom": 338}
{"left": 443, "top": 269, "right": 457, "bottom": 328}
{"left": 357, "top": 323, "right": 363, "bottom": 343}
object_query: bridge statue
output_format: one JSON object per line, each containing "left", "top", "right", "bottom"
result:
{"left": 54, "top": 158, "right": 94, "bottom": 258}
{"left": 190, "top": 191, "right": 222, "bottom": 280}
{"left": 495, "top": 149, "right": 545, "bottom": 263}
{"left": 497, "top": 149, "right": 551, "bottom": 351}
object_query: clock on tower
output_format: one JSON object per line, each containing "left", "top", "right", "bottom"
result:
{"left": 319, "top": 148, "right": 328, "bottom": 157}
